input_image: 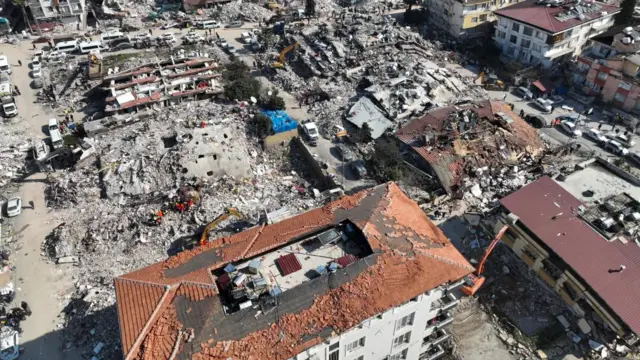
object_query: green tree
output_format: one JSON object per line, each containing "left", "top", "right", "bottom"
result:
{"left": 224, "top": 77, "right": 261, "bottom": 101}
{"left": 262, "top": 94, "right": 286, "bottom": 110}
{"left": 370, "top": 138, "right": 404, "bottom": 181}
{"left": 615, "top": 0, "right": 636, "bottom": 25}
{"left": 222, "top": 59, "right": 251, "bottom": 82}
{"left": 250, "top": 113, "right": 273, "bottom": 138}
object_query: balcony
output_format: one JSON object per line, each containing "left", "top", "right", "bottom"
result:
{"left": 446, "top": 278, "right": 465, "bottom": 291}
{"left": 430, "top": 292, "right": 459, "bottom": 313}
{"left": 423, "top": 329, "right": 451, "bottom": 348}
{"left": 426, "top": 312, "right": 454, "bottom": 333}
{"left": 419, "top": 345, "right": 446, "bottom": 360}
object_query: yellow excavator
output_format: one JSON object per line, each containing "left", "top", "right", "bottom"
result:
{"left": 477, "top": 71, "right": 505, "bottom": 91}
{"left": 271, "top": 41, "right": 299, "bottom": 68}
{"left": 199, "top": 208, "right": 244, "bottom": 246}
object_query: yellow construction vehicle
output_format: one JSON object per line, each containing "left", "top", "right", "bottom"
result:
{"left": 265, "top": 0, "right": 281, "bottom": 10}
{"left": 199, "top": 208, "right": 244, "bottom": 246}
{"left": 478, "top": 71, "right": 505, "bottom": 90}
{"left": 271, "top": 41, "right": 299, "bottom": 68}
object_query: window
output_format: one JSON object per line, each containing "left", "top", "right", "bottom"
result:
{"left": 390, "top": 349, "right": 408, "bottom": 360}
{"left": 535, "top": 30, "right": 546, "bottom": 41}
{"left": 532, "top": 43, "right": 542, "bottom": 52}
{"left": 395, "top": 312, "right": 415, "bottom": 331}
{"left": 355, "top": 356, "right": 364, "bottom": 360}
{"left": 523, "top": 26, "right": 533, "bottom": 36}
{"left": 512, "top": 23, "right": 520, "bottom": 32}
{"left": 471, "top": 17, "right": 478, "bottom": 23}
{"left": 345, "top": 337, "right": 365, "bottom": 354}
{"left": 619, "top": 82, "right": 633, "bottom": 91}
{"left": 507, "top": 46, "right": 516, "bottom": 55}
{"left": 521, "top": 39, "right": 531, "bottom": 48}
{"left": 479, "top": 14, "right": 487, "bottom": 21}
{"left": 496, "top": 30, "right": 506, "bottom": 39}
{"left": 499, "top": 18, "right": 507, "bottom": 27}
{"left": 565, "top": 28, "right": 573, "bottom": 37}
{"left": 329, "top": 342, "right": 339, "bottom": 360}
{"left": 392, "top": 331, "right": 411, "bottom": 348}
{"left": 509, "top": 35, "right": 517, "bottom": 44}
{"left": 614, "top": 92, "right": 626, "bottom": 102}
{"left": 597, "top": 72, "right": 608, "bottom": 81}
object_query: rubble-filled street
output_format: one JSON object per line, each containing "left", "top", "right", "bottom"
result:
{"left": 0, "top": 0, "right": 639, "bottom": 359}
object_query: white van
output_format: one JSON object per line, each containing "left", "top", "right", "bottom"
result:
{"left": 100, "top": 32, "right": 124, "bottom": 45}
{"left": 79, "top": 41, "right": 102, "bottom": 54}
{"left": 48, "top": 118, "right": 59, "bottom": 134}
{"left": 197, "top": 20, "right": 220, "bottom": 29}
{"left": 0, "top": 56, "right": 11, "bottom": 75}
{"left": 56, "top": 40, "right": 79, "bottom": 53}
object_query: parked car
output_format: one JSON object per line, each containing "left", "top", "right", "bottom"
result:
{"left": 533, "top": 98, "right": 553, "bottom": 113}
{"left": 5, "top": 197, "right": 21, "bottom": 217}
{"left": 162, "top": 33, "right": 177, "bottom": 44}
{"left": 216, "top": 39, "right": 229, "bottom": 48}
{"left": 335, "top": 144, "right": 355, "bottom": 162}
{"left": 560, "top": 120, "right": 582, "bottom": 138}
{"left": 605, "top": 140, "right": 629, "bottom": 156}
{"left": 227, "top": 20, "right": 244, "bottom": 28}
{"left": 31, "top": 67, "right": 42, "bottom": 78}
{"left": 225, "top": 45, "right": 237, "bottom": 54}
{"left": 241, "top": 32, "right": 253, "bottom": 43}
{"left": 183, "top": 32, "right": 204, "bottom": 44}
{"left": 111, "top": 42, "right": 134, "bottom": 51}
{"left": 514, "top": 87, "right": 533, "bottom": 100}
{"left": 350, "top": 159, "right": 367, "bottom": 179}
{"left": 613, "top": 133, "right": 635, "bottom": 147}
{"left": 31, "top": 78, "right": 44, "bottom": 89}
{"left": 585, "top": 128, "right": 608, "bottom": 143}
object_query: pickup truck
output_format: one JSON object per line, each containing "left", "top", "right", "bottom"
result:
{"left": 0, "top": 93, "right": 16, "bottom": 118}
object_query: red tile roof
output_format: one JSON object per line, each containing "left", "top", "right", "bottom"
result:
{"left": 494, "top": 0, "right": 620, "bottom": 34}
{"left": 500, "top": 176, "right": 640, "bottom": 336}
{"left": 396, "top": 100, "right": 543, "bottom": 194}
{"left": 114, "top": 182, "right": 474, "bottom": 360}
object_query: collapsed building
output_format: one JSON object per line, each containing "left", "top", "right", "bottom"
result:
{"left": 95, "top": 57, "right": 223, "bottom": 115}
{"left": 114, "top": 182, "right": 474, "bottom": 360}
{"left": 395, "top": 100, "right": 544, "bottom": 198}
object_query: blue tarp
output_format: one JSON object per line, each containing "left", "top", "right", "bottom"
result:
{"left": 260, "top": 110, "right": 297, "bottom": 134}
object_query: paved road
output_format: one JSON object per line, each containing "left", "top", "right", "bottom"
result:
{"left": 0, "top": 39, "right": 82, "bottom": 359}
{"left": 486, "top": 89, "right": 638, "bottom": 159}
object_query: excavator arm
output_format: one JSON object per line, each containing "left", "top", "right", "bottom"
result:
{"left": 271, "top": 41, "right": 299, "bottom": 68}
{"left": 460, "top": 225, "right": 509, "bottom": 296}
{"left": 199, "top": 208, "right": 244, "bottom": 246}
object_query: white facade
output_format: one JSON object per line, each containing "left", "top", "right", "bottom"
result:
{"left": 290, "top": 281, "right": 464, "bottom": 360}
{"left": 493, "top": 14, "right": 616, "bottom": 68}
{"left": 429, "top": 0, "right": 522, "bottom": 39}
{"left": 28, "top": 0, "right": 86, "bottom": 25}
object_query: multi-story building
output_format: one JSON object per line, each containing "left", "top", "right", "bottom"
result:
{"left": 573, "top": 26, "right": 640, "bottom": 114}
{"left": 428, "top": 0, "right": 523, "bottom": 39}
{"left": 493, "top": 0, "right": 619, "bottom": 68}
{"left": 113, "top": 182, "right": 474, "bottom": 360}
{"left": 493, "top": 173, "right": 640, "bottom": 346}
{"left": 28, "top": 0, "right": 86, "bottom": 28}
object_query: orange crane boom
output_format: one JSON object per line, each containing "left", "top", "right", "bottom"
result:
{"left": 461, "top": 225, "right": 509, "bottom": 296}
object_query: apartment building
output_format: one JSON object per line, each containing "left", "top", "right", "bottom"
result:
{"left": 28, "top": 0, "right": 86, "bottom": 28}
{"left": 493, "top": 0, "right": 619, "bottom": 68}
{"left": 428, "top": 0, "right": 523, "bottom": 39}
{"left": 493, "top": 175, "right": 640, "bottom": 345}
{"left": 573, "top": 26, "right": 640, "bottom": 113}
{"left": 114, "top": 182, "right": 474, "bottom": 360}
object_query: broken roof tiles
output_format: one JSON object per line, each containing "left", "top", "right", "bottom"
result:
{"left": 114, "top": 182, "right": 474, "bottom": 360}
{"left": 396, "top": 100, "right": 543, "bottom": 194}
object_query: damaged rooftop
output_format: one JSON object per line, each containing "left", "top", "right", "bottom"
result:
{"left": 114, "top": 182, "right": 474, "bottom": 360}
{"left": 396, "top": 100, "right": 543, "bottom": 194}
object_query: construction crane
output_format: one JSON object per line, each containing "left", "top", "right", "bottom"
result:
{"left": 461, "top": 225, "right": 509, "bottom": 296}
{"left": 271, "top": 41, "right": 299, "bottom": 68}
{"left": 199, "top": 208, "right": 244, "bottom": 246}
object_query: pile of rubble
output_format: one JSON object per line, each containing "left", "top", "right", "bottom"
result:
{"left": 265, "top": 12, "right": 486, "bottom": 137}
{"left": 212, "top": 2, "right": 274, "bottom": 23}
{"left": 0, "top": 125, "right": 31, "bottom": 190}
{"left": 43, "top": 101, "right": 324, "bottom": 356}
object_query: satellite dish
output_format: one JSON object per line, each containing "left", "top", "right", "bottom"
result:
{"left": 250, "top": 96, "right": 257, "bottom": 104}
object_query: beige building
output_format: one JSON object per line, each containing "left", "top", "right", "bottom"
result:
{"left": 428, "top": 0, "right": 523, "bottom": 39}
